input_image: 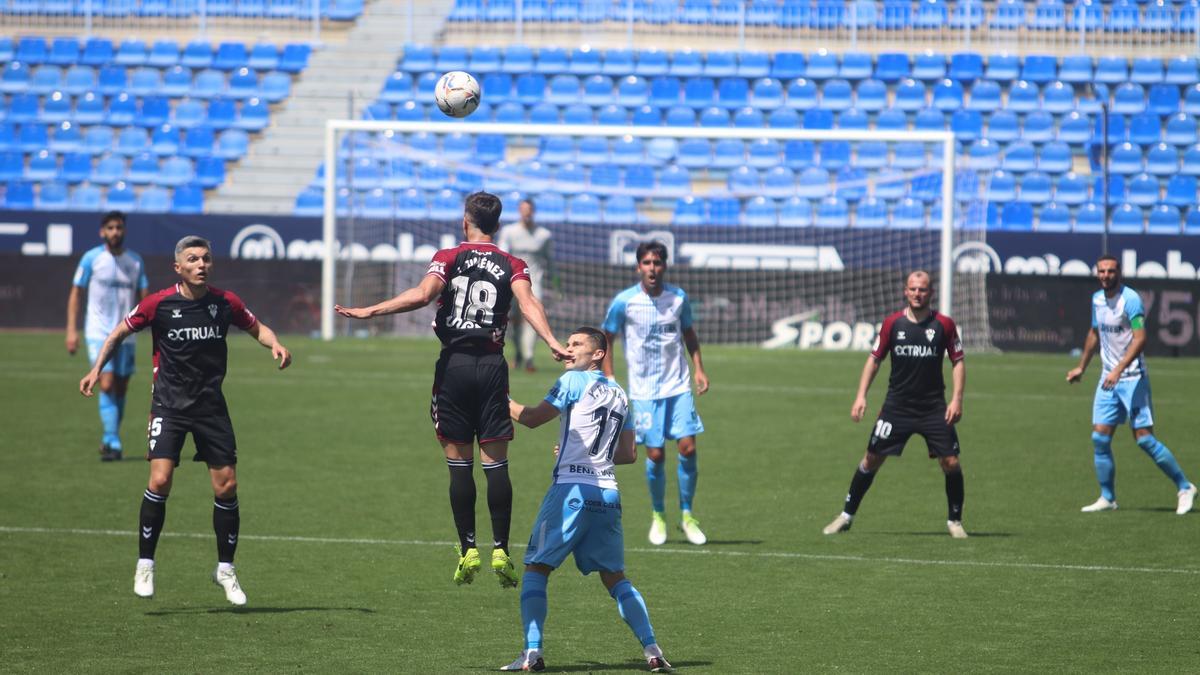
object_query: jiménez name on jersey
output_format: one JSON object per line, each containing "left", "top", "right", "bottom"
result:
{"left": 461, "top": 255, "right": 507, "bottom": 279}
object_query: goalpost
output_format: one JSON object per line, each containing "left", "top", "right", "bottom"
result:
{"left": 320, "top": 119, "right": 990, "bottom": 351}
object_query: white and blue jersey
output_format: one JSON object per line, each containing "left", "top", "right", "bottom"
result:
{"left": 545, "top": 370, "right": 634, "bottom": 490}
{"left": 74, "top": 245, "right": 148, "bottom": 342}
{"left": 602, "top": 283, "right": 694, "bottom": 402}
{"left": 524, "top": 370, "right": 632, "bottom": 574}
{"left": 1091, "top": 285, "right": 1154, "bottom": 428}
{"left": 1092, "top": 285, "right": 1146, "bottom": 381}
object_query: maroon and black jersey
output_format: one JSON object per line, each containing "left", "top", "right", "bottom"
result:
{"left": 124, "top": 284, "right": 257, "bottom": 416}
{"left": 426, "top": 241, "right": 530, "bottom": 353}
{"left": 871, "top": 310, "right": 964, "bottom": 410}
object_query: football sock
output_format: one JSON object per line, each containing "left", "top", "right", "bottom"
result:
{"left": 98, "top": 391, "right": 120, "bottom": 448}
{"left": 1091, "top": 432, "right": 1116, "bottom": 501}
{"left": 482, "top": 459, "right": 512, "bottom": 553}
{"left": 520, "top": 571, "right": 548, "bottom": 651}
{"left": 677, "top": 452, "right": 698, "bottom": 512}
{"left": 138, "top": 489, "right": 168, "bottom": 560}
{"left": 213, "top": 495, "right": 240, "bottom": 564}
{"left": 645, "top": 457, "right": 666, "bottom": 514}
{"left": 115, "top": 394, "right": 126, "bottom": 424}
{"left": 446, "top": 458, "right": 477, "bottom": 553}
{"left": 610, "top": 579, "right": 657, "bottom": 648}
{"left": 944, "top": 469, "right": 965, "bottom": 522}
{"left": 1136, "top": 435, "right": 1190, "bottom": 491}
{"left": 843, "top": 463, "right": 877, "bottom": 516}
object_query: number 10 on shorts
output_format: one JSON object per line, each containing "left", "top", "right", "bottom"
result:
{"left": 873, "top": 419, "right": 893, "bottom": 440}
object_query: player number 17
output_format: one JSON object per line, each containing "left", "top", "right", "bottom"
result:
{"left": 589, "top": 408, "right": 625, "bottom": 461}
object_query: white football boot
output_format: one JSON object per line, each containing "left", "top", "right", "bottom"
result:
{"left": 822, "top": 512, "right": 853, "bottom": 535}
{"left": 1176, "top": 484, "right": 1197, "bottom": 515}
{"left": 499, "top": 649, "right": 544, "bottom": 672}
{"left": 134, "top": 560, "right": 155, "bottom": 598}
{"left": 1081, "top": 496, "right": 1118, "bottom": 512}
{"left": 648, "top": 512, "right": 668, "bottom": 546}
{"left": 213, "top": 565, "right": 247, "bottom": 606}
{"left": 946, "top": 520, "right": 969, "bottom": 539}
{"left": 645, "top": 644, "right": 673, "bottom": 673}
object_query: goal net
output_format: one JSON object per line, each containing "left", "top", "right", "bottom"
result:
{"left": 319, "top": 120, "right": 993, "bottom": 352}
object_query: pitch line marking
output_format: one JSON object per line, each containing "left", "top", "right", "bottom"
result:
{"left": 3, "top": 526, "right": 1197, "bottom": 576}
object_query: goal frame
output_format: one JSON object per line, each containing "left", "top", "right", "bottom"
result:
{"left": 321, "top": 119, "right": 957, "bottom": 341}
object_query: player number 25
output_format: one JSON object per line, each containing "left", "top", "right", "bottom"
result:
{"left": 449, "top": 277, "right": 498, "bottom": 326}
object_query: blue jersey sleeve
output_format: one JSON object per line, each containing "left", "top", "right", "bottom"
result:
{"left": 73, "top": 248, "right": 99, "bottom": 288}
{"left": 1091, "top": 292, "right": 1099, "bottom": 328}
{"left": 602, "top": 294, "right": 627, "bottom": 335}
{"left": 679, "top": 290, "right": 694, "bottom": 331}
{"left": 133, "top": 252, "right": 149, "bottom": 290}
{"left": 1124, "top": 288, "right": 1145, "bottom": 321}
{"left": 545, "top": 371, "right": 588, "bottom": 412}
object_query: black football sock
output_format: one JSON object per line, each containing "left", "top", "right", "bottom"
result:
{"left": 482, "top": 459, "right": 512, "bottom": 554}
{"left": 139, "top": 489, "right": 168, "bottom": 560}
{"left": 213, "top": 495, "right": 240, "bottom": 564}
{"left": 945, "top": 470, "right": 965, "bottom": 522}
{"left": 447, "top": 458, "right": 477, "bottom": 553}
{"left": 843, "top": 465, "right": 877, "bottom": 516}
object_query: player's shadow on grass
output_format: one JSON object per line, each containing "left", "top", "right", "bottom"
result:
{"left": 145, "top": 606, "right": 376, "bottom": 616}
{"left": 473, "top": 660, "right": 712, "bottom": 672}
{"left": 686, "top": 539, "right": 763, "bottom": 546}
{"left": 868, "top": 531, "right": 1014, "bottom": 538}
{"left": 1122, "top": 506, "right": 1176, "bottom": 513}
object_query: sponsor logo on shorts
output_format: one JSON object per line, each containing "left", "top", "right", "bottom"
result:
{"left": 567, "top": 498, "right": 583, "bottom": 511}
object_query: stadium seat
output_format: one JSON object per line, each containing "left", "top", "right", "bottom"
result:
{"left": 1165, "top": 174, "right": 1198, "bottom": 207}
{"left": 1007, "top": 80, "right": 1040, "bottom": 114}
{"left": 985, "top": 110, "right": 1020, "bottom": 143}
{"left": 966, "top": 80, "right": 1000, "bottom": 111}
{"left": 839, "top": 52, "right": 873, "bottom": 81}
{"left": 1147, "top": 143, "right": 1180, "bottom": 175}
{"left": 855, "top": 79, "right": 888, "bottom": 112}
{"left": 635, "top": 49, "right": 670, "bottom": 78}
{"left": 803, "top": 108, "right": 834, "bottom": 130}
{"left": 1053, "top": 172, "right": 1088, "bottom": 206}
{"left": 875, "top": 107, "right": 906, "bottom": 132}
{"left": 986, "top": 170, "right": 1017, "bottom": 202}
{"left": 699, "top": 107, "right": 730, "bottom": 128}
{"left": 30, "top": 66, "right": 64, "bottom": 96}
{"left": 1022, "top": 111, "right": 1055, "bottom": 144}
{"left": 932, "top": 79, "right": 964, "bottom": 112}
{"left": 436, "top": 46, "right": 469, "bottom": 73}
{"left": 984, "top": 54, "right": 1019, "bottom": 83}
{"left": 1001, "top": 202, "right": 1034, "bottom": 230}
{"left": 1110, "top": 203, "right": 1145, "bottom": 234}
{"left": 213, "top": 42, "right": 248, "bottom": 71}
{"left": 778, "top": 196, "right": 813, "bottom": 227}
{"left": 1149, "top": 84, "right": 1181, "bottom": 117}
{"left": 97, "top": 65, "right": 128, "bottom": 96}
{"left": 1188, "top": 208, "right": 1200, "bottom": 234}
{"left": 705, "top": 196, "right": 740, "bottom": 226}
{"left": 806, "top": 50, "right": 838, "bottom": 80}
{"left": 894, "top": 78, "right": 927, "bottom": 111}
{"left": 1037, "top": 202, "right": 1072, "bottom": 232}
{"left": 815, "top": 197, "right": 849, "bottom": 228}
{"left": 740, "top": 196, "right": 777, "bottom": 227}
{"left": 1127, "top": 173, "right": 1161, "bottom": 207}
{"left": 951, "top": 109, "right": 983, "bottom": 141}
{"left": 602, "top": 49, "right": 635, "bottom": 77}
{"left": 683, "top": 77, "right": 716, "bottom": 108}
{"left": 914, "top": 108, "right": 945, "bottom": 132}
{"left": 797, "top": 166, "right": 830, "bottom": 199}
{"left": 783, "top": 140, "right": 816, "bottom": 169}
{"left": 1072, "top": 202, "right": 1104, "bottom": 233}
{"left": 1106, "top": 0, "right": 1140, "bottom": 33}
{"left": 786, "top": 78, "right": 819, "bottom": 110}
{"left": 716, "top": 78, "right": 748, "bottom": 109}
{"left": 672, "top": 196, "right": 704, "bottom": 226}
{"left": 713, "top": 138, "right": 747, "bottom": 167}
{"left": 892, "top": 198, "right": 927, "bottom": 229}
{"left": 1110, "top": 142, "right": 1144, "bottom": 175}
{"left": 1112, "top": 83, "right": 1147, "bottom": 115}
{"left": 1040, "top": 81, "right": 1074, "bottom": 115}
{"left": 821, "top": 79, "right": 853, "bottom": 111}
{"left": 912, "top": 52, "right": 946, "bottom": 81}
{"left": 1147, "top": 205, "right": 1182, "bottom": 234}
{"left": 1003, "top": 141, "right": 1037, "bottom": 173}
{"left": 875, "top": 53, "right": 910, "bottom": 83}
{"left": 947, "top": 52, "right": 982, "bottom": 83}
{"left": 854, "top": 198, "right": 888, "bottom": 228}
{"left": 704, "top": 51, "right": 737, "bottom": 78}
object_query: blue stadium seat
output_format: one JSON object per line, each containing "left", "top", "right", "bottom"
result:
{"left": 1003, "top": 141, "right": 1037, "bottom": 173}
{"left": 704, "top": 51, "right": 737, "bottom": 78}
{"left": 854, "top": 79, "right": 887, "bottom": 112}
{"left": 1035, "top": 141, "right": 1071, "bottom": 175}
{"left": 1022, "top": 111, "right": 1055, "bottom": 144}
{"left": 1037, "top": 202, "right": 1072, "bottom": 232}
{"left": 786, "top": 78, "right": 819, "bottom": 110}
{"left": 180, "top": 41, "right": 214, "bottom": 69}
{"left": 733, "top": 106, "right": 765, "bottom": 128}
{"left": 749, "top": 77, "right": 784, "bottom": 110}
{"left": 502, "top": 45, "right": 534, "bottom": 74}
{"left": 603, "top": 195, "right": 639, "bottom": 225}
{"left": 206, "top": 98, "right": 237, "bottom": 130}
{"left": 90, "top": 154, "right": 125, "bottom": 185}
{"left": 1131, "top": 57, "right": 1164, "bottom": 86}
{"left": 1112, "top": 83, "right": 1147, "bottom": 115}
{"left": 966, "top": 79, "right": 1000, "bottom": 111}
{"left": 815, "top": 197, "right": 849, "bottom": 228}
{"left": 1095, "top": 57, "right": 1128, "bottom": 84}
{"left": 16, "top": 37, "right": 48, "bottom": 66}
{"left": 985, "top": 110, "right": 1020, "bottom": 143}
{"left": 546, "top": 74, "right": 580, "bottom": 105}
{"left": 894, "top": 78, "right": 927, "bottom": 111}
{"left": 624, "top": 163, "right": 655, "bottom": 191}
{"left": 46, "top": 37, "right": 79, "bottom": 66}
{"left": 778, "top": 196, "right": 813, "bottom": 227}
{"left": 806, "top": 50, "right": 838, "bottom": 80}
{"left": 228, "top": 67, "right": 260, "bottom": 99}
{"left": 950, "top": 109, "right": 982, "bottom": 141}
{"left": 947, "top": 52, "right": 982, "bottom": 83}
{"left": 1147, "top": 142, "right": 1180, "bottom": 175}
{"left": 1149, "top": 84, "right": 1180, "bottom": 116}
{"left": 986, "top": 169, "right": 1017, "bottom": 202}
{"left": 30, "top": 65, "right": 64, "bottom": 95}
{"left": 567, "top": 194, "right": 601, "bottom": 224}
{"left": 1039, "top": 81, "right": 1074, "bottom": 115}
{"left": 1019, "top": 171, "right": 1053, "bottom": 203}
{"left": 699, "top": 106, "right": 729, "bottom": 128}
{"left": 914, "top": 0, "right": 948, "bottom": 29}
{"left": 985, "top": 54, "right": 1020, "bottom": 83}
{"left": 658, "top": 164, "right": 691, "bottom": 196}
{"left": 727, "top": 165, "right": 760, "bottom": 196}
{"left": 6, "top": 93, "right": 39, "bottom": 124}
{"left": 603, "top": 49, "right": 635, "bottom": 77}
{"left": 1165, "top": 174, "right": 1198, "bottom": 207}
{"left": 821, "top": 79, "right": 853, "bottom": 111}
{"left": 913, "top": 52, "right": 946, "bottom": 81}
{"left": 1058, "top": 56, "right": 1093, "bottom": 84}
{"left": 672, "top": 196, "right": 704, "bottom": 226}
{"left": 669, "top": 49, "right": 703, "bottom": 78}
{"left": 839, "top": 108, "right": 870, "bottom": 130}
{"left": 63, "top": 65, "right": 97, "bottom": 96}
{"left": 1054, "top": 172, "right": 1089, "bottom": 205}
{"left": 1056, "top": 111, "right": 1091, "bottom": 144}
{"left": 636, "top": 49, "right": 670, "bottom": 77}
{"left": 1148, "top": 205, "right": 1182, "bottom": 234}
{"left": 50, "top": 121, "right": 83, "bottom": 154}
{"left": 683, "top": 77, "right": 716, "bottom": 108}
{"left": 932, "top": 78, "right": 964, "bottom": 111}
{"left": 804, "top": 107, "right": 834, "bottom": 130}
{"left": 1030, "top": 1, "right": 1065, "bottom": 31}
{"left": 840, "top": 52, "right": 874, "bottom": 82}
{"left": 115, "top": 39, "right": 147, "bottom": 66}
{"left": 893, "top": 198, "right": 927, "bottom": 229}
{"left": 1166, "top": 56, "right": 1199, "bottom": 86}
{"left": 436, "top": 45, "right": 469, "bottom": 73}
{"left": 1106, "top": 0, "right": 1140, "bottom": 33}
{"left": 79, "top": 38, "right": 114, "bottom": 67}
{"left": 854, "top": 198, "right": 888, "bottom": 228}
{"left": 25, "top": 149, "right": 58, "bottom": 182}
{"left": 1110, "top": 142, "right": 1144, "bottom": 175}
{"left": 1110, "top": 203, "right": 1145, "bottom": 233}
{"left": 874, "top": 107, "right": 906, "bottom": 131}
{"left": 1072, "top": 0, "right": 1104, "bottom": 31}
{"left": 4, "top": 181, "right": 35, "bottom": 210}
{"left": 526, "top": 102, "right": 557, "bottom": 125}
{"left": 146, "top": 40, "right": 179, "bottom": 68}
{"left": 740, "top": 196, "right": 777, "bottom": 227}
{"left": 151, "top": 123, "right": 181, "bottom": 156}
{"left": 1001, "top": 202, "right": 1034, "bottom": 230}
{"left": 1188, "top": 208, "right": 1200, "bottom": 234}
{"left": 1186, "top": 85, "right": 1200, "bottom": 116}
{"left": 875, "top": 53, "right": 910, "bottom": 82}
{"left": 716, "top": 77, "right": 748, "bottom": 109}
{"left": 139, "top": 96, "right": 171, "bottom": 128}
{"left": 136, "top": 185, "right": 170, "bottom": 213}
{"left": 989, "top": 0, "right": 1024, "bottom": 30}
{"left": 1007, "top": 80, "right": 1040, "bottom": 113}
{"left": 213, "top": 42, "right": 248, "bottom": 71}
{"left": 1127, "top": 172, "right": 1161, "bottom": 206}
{"left": 515, "top": 73, "right": 547, "bottom": 105}
{"left": 647, "top": 76, "right": 681, "bottom": 108}
{"left": 817, "top": 140, "right": 849, "bottom": 170}
{"left": 771, "top": 51, "right": 806, "bottom": 80}
{"left": 914, "top": 107, "right": 945, "bottom": 132}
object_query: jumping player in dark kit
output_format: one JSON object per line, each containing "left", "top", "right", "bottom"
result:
{"left": 79, "top": 235, "right": 292, "bottom": 604}
{"left": 822, "top": 270, "right": 969, "bottom": 539}
{"left": 336, "top": 191, "right": 568, "bottom": 588}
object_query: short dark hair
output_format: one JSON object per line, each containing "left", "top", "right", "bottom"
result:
{"left": 635, "top": 241, "right": 668, "bottom": 264}
{"left": 573, "top": 326, "right": 608, "bottom": 354}
{"left": 520, "top": 197, "right": 535, "bottom": 209}
{"left": 465, "top": 192, "right": 503, "bottom": 235}
{"left": 1097, "top": 254, "right": 1120, "bottom": 269}
{"left": 174, "top": 235, "right": 211, "bottom": 259}
{"left": 101, "top": 210, "right": 125, "bottom": 227}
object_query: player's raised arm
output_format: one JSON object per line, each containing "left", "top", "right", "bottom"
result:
{"left": 682, "top": 326, "right": 709, "bottom": 395}
{"left": 336, "top": 274, "right": 445, "bottom": 319}
{"left": 1067, "top": 327, "right": 1100, "bottom": 384}
{"left": 510, "top": 397, "right": 561, "bottom": 428}
{"left": 80, "top": 321, "right": 133, "bottom": 396}
{"left": 245, "top": 321, "right": 291, "bottom": 370}
{"left": 512, "top": 278, "right": 568, "bottom": 360}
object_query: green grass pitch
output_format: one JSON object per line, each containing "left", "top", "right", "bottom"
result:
{"left": 1, "top": 332, "right": 1197, "bottom": 673}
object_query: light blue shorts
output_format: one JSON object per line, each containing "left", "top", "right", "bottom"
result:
{"left": 87, "top": 339, "right": 136, "bottom": 377}
{"left": 632, "top": 391, "right": 704, "bottom": 448}
{"left": 524, "top": 483, "right": 625, "bottom": 575}
{"left": 1093, "top": 375, "right": 1154, "bottom": 429}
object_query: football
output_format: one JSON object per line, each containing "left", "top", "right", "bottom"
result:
{"left": 434, "top": 71, "right": 481, "bottom": 118}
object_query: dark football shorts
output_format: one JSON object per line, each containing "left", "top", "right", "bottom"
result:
{"left": 867, "top": 402, "right": 960, "bottom": 458}
{"left": 430, "top": 350, "right": 513, "bottom": 445}
{"left": 145, "top": 412, "right": 238, "bottom": 466}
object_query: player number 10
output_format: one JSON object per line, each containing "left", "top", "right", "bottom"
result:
{"left": 873, "top": 420, "right": 893, "bottom": 439}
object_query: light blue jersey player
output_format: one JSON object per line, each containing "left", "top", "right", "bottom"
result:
{"left": 66, "top": 211, "right": 148, "bottom": 460}
{"left": 504, "top": 327, "right": 672, "bottom": 673}
{"left": 602, "top": 241, "right": 710, "bottom": 547}
{"left": 1067, "top": 255, "right": 1196, "bottom": 515}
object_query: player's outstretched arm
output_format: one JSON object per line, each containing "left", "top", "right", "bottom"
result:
{"left": 510, "top": 398, "right": 560, "bottom": 428}
{"left": 612, "top": 429, "right": 637, "bottom": 465}
{"left": 945, "top": 359, "right": 965, "bottom": 425}
{"left": 851, "top": 356, "right": 883, "bottom": 422}
{"left": 335, "top": 275, "right": 444, "bottom": 319}
{"left": 512, "top": 279, "right": 568, "bottom": 360}
{"left": 602, "top": 331, "right": 618, "bottom": 378}
{"left": 1066, "top": 328, "right": 1099, "bottom": 384}
{"left": 246, "top": 322, "right": 292, "bottom": 370}
{"left": 80, "top": 322, "right": 133, "bottom": 396}
{"left": 682, "top": 326, "right": 709, "bottom": 395}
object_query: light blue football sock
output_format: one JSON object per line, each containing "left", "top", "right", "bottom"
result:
{"left": 1091, "top": 432, "right": 1115, "bottom": 501}
{"left": 1136, "top": 435, "right": 1191, "bottom": 491}
{"left": 677, "top": 452, "right": 698, "bottom": 512}
{"left": 519, "top": 571, "right": 548, "bottom": 651}
{"left": 610, "top": 579, "right": 656, "bottom": 648}
{"left": 645, "top": 458, "right": 666, "bottom": 514}
{"left": 98, "top": 391, "right": 120, "bottom": 448}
